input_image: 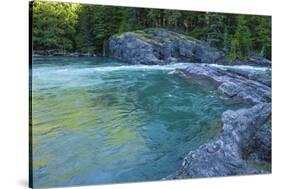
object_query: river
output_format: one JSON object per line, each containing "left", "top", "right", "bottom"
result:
{"left": 31, "top": 57, "right": 247, "bottom": 187}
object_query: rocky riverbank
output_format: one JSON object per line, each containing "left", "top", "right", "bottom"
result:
{"left": 166, "top": 64, "right": 271, "bottom": 179}
{"left": 109, "top": 28, "right": 272, "bottom": 178}
{"left": 32, "top": 50, "right": 96, "bottom": 57}
{"left": 174, "top": 64, "right": 271, "bottom": 104}
{"left": 166, "top": 103, "right": 271, "bottom": 179}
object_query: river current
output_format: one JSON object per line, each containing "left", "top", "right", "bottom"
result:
{"left": 31, "top": 57, "right": 249, "bottom": 187}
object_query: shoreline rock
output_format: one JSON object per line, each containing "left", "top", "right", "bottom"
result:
{"left": 32, "top": 50, "right": 96, "bottom": 57}
{"left": 166, "top": 103, "right": 271, "bottom": 179}
{"left": 166, "top": 64, "right": 272, "bottom": 179}
{"left": 216, "top": 56, "right": 272, "bottom": 67}
{"left": 175, "top": 64, "right": 271, "bottom": 104}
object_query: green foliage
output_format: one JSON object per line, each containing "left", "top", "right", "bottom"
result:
{"left": 32, "top": 1, "right": 80, "bottom": 52}
{"left": 231, "top": 16, "right": 252, "bottom": 59}
{"left": 249, "top": 16, "right": 271, "bottom": 59}
{"left": 75, "top": 5, "right": 95, "bottom": 52}
{"left": 31, "top": 1, "right": 271, "bottom": 60}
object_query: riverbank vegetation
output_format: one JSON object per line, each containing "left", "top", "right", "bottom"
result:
{"left": 31, "top": 1, "right": 271, "bottom": 60}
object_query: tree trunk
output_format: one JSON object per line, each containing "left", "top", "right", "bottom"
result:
{"left": 260, "top": 45, "right": 266, "bottom": 57}
{"left": 102, "top": 40, "right": 106, "bottom": 56}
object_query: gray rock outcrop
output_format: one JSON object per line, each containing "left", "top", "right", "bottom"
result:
{"left": 109, "top": 28, "right": 224, "bottom": 65}
{"left": 166, "top": 64, "right": 272, "bottom": 179}
{"left": 167, "top": 103, "right": 271, "bottom": 179}
{"left": 175, "top": 64, "right": 271, "bottom": 104}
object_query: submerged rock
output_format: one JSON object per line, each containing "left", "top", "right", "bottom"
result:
{"left": 109, "top": 28, "right": 224, "bottom": 65}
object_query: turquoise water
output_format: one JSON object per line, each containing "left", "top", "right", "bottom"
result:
{"left": 31, "top": 57, "right": 245, "bottom": 187}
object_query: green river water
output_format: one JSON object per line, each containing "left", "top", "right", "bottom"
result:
{"left": 31, "top": 57, "right": 247, "bottom": 187}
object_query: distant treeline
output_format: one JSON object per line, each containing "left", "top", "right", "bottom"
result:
{"left": 31, "top": 1, "right": 271, "bottom": 60}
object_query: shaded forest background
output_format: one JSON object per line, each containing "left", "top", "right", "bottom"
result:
{"left": 31, "top": 1, "right": 271, "bottom": 60}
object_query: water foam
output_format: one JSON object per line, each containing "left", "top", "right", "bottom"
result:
{"left": 207, "top": 63, "right": 271, "bottom": 72}
{"left": 81, "top": 63, "right": 191, "bottom": 72}
{"left": 78, "top": 63, "right": 270, "bottom": 73}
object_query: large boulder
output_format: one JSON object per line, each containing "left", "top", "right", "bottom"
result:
{"left": 109, "top": 28, "right": 224, "bottom": 65}
{"left": 109, "top": 33, "right": 162, "bottom": 65}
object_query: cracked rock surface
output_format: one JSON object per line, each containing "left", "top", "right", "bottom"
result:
{"left": 166, "top": 64, "right": 271, "bottom": 179}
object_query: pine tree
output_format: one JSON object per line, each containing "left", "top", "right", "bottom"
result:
{"left": 31, "top": 2, "right": 271, "bottom": 60}
{"left": 32, "top": 1, "right": 79, "bottom": 52}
